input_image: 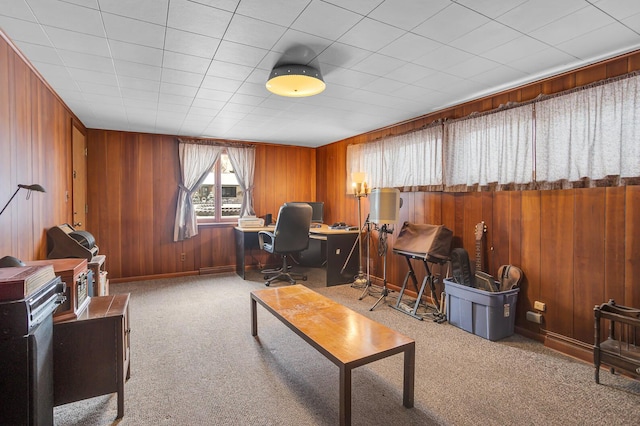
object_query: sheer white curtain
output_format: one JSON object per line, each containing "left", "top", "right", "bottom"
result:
{"left": 444, "top": 104, "right": 533, "bottom": 190}
{"left": 346, "top": 125, "right": 443, "bottom": 191}
{"left": 227, "top": 145, "right": 256, "bottom": 217}
{"left": 536, "top": 74, "right": 640, "bottom": 186}
{"left": 173, "top": 142, "right": 223, "bottom": 241}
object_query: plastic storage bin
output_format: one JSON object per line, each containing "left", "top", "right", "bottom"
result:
{"left": 444, "top": 279, "right": 519, "bottom": 341}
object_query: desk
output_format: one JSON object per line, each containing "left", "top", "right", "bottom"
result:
{"left": 251, "top": 285, "right": 415, "bottom": 425}
{"left": 234, "top": 224, "right": 359, "bottom": 286}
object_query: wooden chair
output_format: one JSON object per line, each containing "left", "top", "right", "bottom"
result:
{"left": 593, "top": 299, "right": 640, "bottom": 383}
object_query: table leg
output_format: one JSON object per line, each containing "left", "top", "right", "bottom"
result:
{"left": 403, "top": 343, "right": 415, "bottom": 408}
{"left": 251, "top": 296, "right": 258, "bottom": 336}
{"left": 339, "top": 364, "right": 352, "bottom": 426}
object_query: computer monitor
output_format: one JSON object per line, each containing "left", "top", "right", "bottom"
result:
{"left": 294, "top": 201, "right": 324, "bottom": 223}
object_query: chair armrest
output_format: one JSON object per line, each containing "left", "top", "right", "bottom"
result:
{"left": 258, "top": 231, "right": 275, "bottom": 249}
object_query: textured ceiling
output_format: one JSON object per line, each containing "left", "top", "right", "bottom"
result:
{"left": 1, "top": 0, "right": 640, "bottom": 147}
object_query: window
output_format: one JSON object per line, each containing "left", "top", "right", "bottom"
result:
{"left": 193, "top": 152, "right": 243, "bottom": 223}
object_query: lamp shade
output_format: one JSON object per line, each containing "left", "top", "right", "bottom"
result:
{"left": 369, "top": 188, "right": 401, "bottom": 224}
{"left": 266, "top": 65, "right": 326, "bottom": 97}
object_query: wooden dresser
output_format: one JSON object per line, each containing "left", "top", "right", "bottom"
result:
{"left": 53, "top": 293, "right": 131, "bottom": 418}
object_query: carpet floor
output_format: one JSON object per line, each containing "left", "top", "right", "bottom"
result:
{"left": 53, "top": 268, "right": 640, "bottom": 425}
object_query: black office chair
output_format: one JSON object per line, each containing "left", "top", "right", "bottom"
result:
{"left": 259, "top": 203, "right": 312, "bottom": 286}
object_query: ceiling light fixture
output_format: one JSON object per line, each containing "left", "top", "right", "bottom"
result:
{"left": 266, "top": 64, "right": 326, "bottom": 97}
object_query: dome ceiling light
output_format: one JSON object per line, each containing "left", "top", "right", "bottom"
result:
{"left": 266, "top": 64, "right": 326, "bottom": 97}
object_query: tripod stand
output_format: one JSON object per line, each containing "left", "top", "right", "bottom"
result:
{"left": 369, "top": 223, "right": 393, "bottom": 311}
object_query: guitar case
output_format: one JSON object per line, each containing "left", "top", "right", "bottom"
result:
{"left": 498, "top": 265, "right": 522, "bottom": 291}
{"left": 450, "top": 248, "right": 474, "bottom": 287}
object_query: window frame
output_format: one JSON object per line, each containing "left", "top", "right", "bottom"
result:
{"left": 195, "top": 151, "right": 242, "bottom": 225}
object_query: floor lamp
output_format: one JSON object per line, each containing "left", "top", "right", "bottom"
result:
{"left": 0, "top": 184, "right": 46, "bottom": 216}
{"left": 351, "top": 172, "right": 369, "bottom": 289}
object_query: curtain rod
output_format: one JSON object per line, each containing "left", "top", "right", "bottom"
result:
{"left": 177, "top": 137, "right": 255, "bottom": 148}
{"left": 448, "top": 70, "right": 640, "bottom": 124}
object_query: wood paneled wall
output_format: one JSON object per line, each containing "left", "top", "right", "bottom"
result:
{"left": 86, "top": 130, "right": 316, "bottom": 280}
{"left": 317, "top": 50, "right": 640, "bottom": 355}
{"left": 0, "top": 31, "right": 75, "bottom": 262}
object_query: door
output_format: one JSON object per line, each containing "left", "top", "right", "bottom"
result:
{"left": 72, "top": 124, "right": 87, "bottom": 230}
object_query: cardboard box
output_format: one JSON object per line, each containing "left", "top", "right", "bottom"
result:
{"left": 444, "top": 279, "right": 519, "bottom": 341}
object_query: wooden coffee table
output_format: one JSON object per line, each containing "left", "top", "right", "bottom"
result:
{"left": 251, "top": 284, "right": 415, "bottom": 426}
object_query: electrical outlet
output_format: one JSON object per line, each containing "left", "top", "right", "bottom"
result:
{"left": 534, "top": 301, "right": 546, "bottom": 311}
{"left": 180, "top": 253, "right": 186, "bottom": 261}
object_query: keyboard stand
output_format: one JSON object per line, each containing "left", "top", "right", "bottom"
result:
{"left": 392, "top": 250, "right": 448, "bottom": 321}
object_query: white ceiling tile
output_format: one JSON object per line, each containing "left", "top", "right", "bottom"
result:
{"left": 121, "top": 87, "right": 159, "bottom": 102}
{"left": 352, "top": 53, "right": 406, "bottom": 77}
{"left": 159, "top": 93, "right": 194, "bottom": 106}
{"left": 224, "top": 14, "right": 287, "bottom": 50}
{"left": 291, "top": 1, "right": 362, "bottom": 40}
{"left": 482, "top": 36, "right": 549, "bottom": 64}
{"left": 317, "top": 0, "right": 376, "bottom": 15}
{"left": 67, "top": 67, "right": 118, "bottom": 86}
{"left": 191, "top": 98, "right": 226, "bottom": 110}
{"left": 102, "top": 13, "right": 166, "bottom": 49}
{"left": 187, "top": 0, "right": 240, "bottom": 13}
{"left": 413, "top": 45, "right": 475, "bottom": 70}
{"left": 113, "top": 60, "right": 162, "bottom": 81}
{"left": 497, "top": 0, "right": 586, "bottom": 33}
{"left": 447, "top": 56, "right": 499, "bottom": 79}
{"left": 369, "top": 0, "right": 450, "bottom": 30}
{"left": 108, "top": 40, "right": 163, "bottom": 67}
{"left": 360, "top": 77, "right": 407, "bottom": 95}
{"left": 378, "top": 33, "right": 442, "bottom": 62}
{"left": 163, "top": 51, "right": 212, "bottom": 74}
{"left": 385, "top": 62, "right": 436, "bottom": 84}
{"left": 623, "top": 13, "right": 640, "bottom": 33}
{"left": 270, "top": 29, "right": 330, "bottom": 59}
{"left": 196, "top": 87, "right": 234, "bottom": 102}
{"left": 530, "top": 6, "right": 616, "bottom": 46}
{"left": 412, "top": 3, "right": 489, "bottom": 44}
{"left": 593, "top": 0, "right": 640, "bottom": 20}
{"left": 326, "top": 67, "right": 379, "bottom": 89}
{"left": 44, "top": 26, "right": 111, "bottom": 56}
{"left": 167, "top": 0, "right": 233, "bottom": 38}
{"left": 98, "top": 0, "right": 169, "bottom": 25}
{"left": 161, "top": 68, "right": 204, "bottom": 87}
{"left": 236, "top": 0, "right": 310, "bottom": 26}
{"left": 57, "top": 49, "right": 114, "bottom": 72}
{"left": 164, "top": 28, "right": 220, "bottom": 59}
{"left": 118, "top": 76, "right": 161, "bottom": 92}
{"left": 26, "top": 0, "right": 104, "bottom": 36}
{"left": 454, "top": 0, "right": 528, "bottom": 19}
{"left": 556, "top": 23, "right": 640, "bottom": 60}
{"left": 214, "top": 40, "right": 269, "bottom": 67}
{"left": 0, "top": 16, "right": 51, "bottom": 46}
{"left": 160, "top": 82, "right": 199, "bottom": 97}
{"left": 338, "top": 17, "right": 404, "bottom": 52}
{"left": 0, "top": 0, "right": 37, "bottom": 21}
{"left": 449, "top": 21, "right": 522, "bottom": 55}
{"left": 78, "top": 81, "right": 121, "bottom": 96}
{"left": 470, "top": 65, "right": 528, "bottom": 88}
{"left": 16, "top": 42, "right": 64, "bottom": 66}
{"left": 206, "top": 61, "right": 254, "bottom": 81}
{"left": 509, "top": 47, "right": 578, "bottom": 76}
{"left": 200, "top": 75, "right": 243, "bottom": 92}
{"left": 316, "top": 42, "right": 371, "bottom": 68}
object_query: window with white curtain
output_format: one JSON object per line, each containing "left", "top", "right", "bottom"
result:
{"left": 535, "top": 74, "right": 640, "bottom": 186}
{"left": 346, "top": 125, "right": 443, "bottom": 192}
{"left": 444, "top": 104, "right": 534, "bottom": 190}
{"left": 347, "top": 72, "right": 640, "bottom": 193}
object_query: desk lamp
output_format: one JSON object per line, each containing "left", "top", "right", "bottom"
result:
{"left": 0, "top": 184, "right": 46, "bottom": 216}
